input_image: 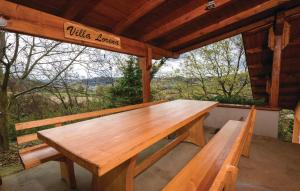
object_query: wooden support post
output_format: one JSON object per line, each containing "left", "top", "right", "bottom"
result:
{"left": 224, "top": 165, "right": 239, "bottom": 191}
{"left": 92, "top": 157, "right": 136, "bottom": 191}
{"left": 139, "top": 47, "right": 152, "bottom": 103}
{"left": 185, "top": 114, "right": 208, "bottom": 147}
{"left": 269, "top": 34, "right": 282, "bottom": 107}
{"left": 292, "top": 102, "right": 300, "bottom": 144}
{"left": 60, "top": 158, "right": 77, "bottom": 189}
{"left": 268, "top": 13, "right": 290, "bottom": 108}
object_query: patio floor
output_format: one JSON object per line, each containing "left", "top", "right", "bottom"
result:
{"left": 1, "top": 131, "right": 300, "bottom": 191}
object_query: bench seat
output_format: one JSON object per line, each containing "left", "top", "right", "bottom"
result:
{"left": 19, "top": 144, "right": 62, "bottom": 169}
{"left": 163, "top": 120, "right": 245, "bottom": 191}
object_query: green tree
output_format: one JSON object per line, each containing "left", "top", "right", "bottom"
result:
{"left": 183, "top": 35, "right": 250, "bottom": 99}
{"left": 110, "top": 56, "right": 166, "bottom": 106}
{"left": 0, "top": 32, "right": 85, "bottom": 151}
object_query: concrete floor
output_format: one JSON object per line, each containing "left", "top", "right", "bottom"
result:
{"left": 1, "top": 132, "right": 300, "bottom": 191}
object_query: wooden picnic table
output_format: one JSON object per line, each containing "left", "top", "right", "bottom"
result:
{"left": 38, "top": 100, "right": 218, "bottom": 191}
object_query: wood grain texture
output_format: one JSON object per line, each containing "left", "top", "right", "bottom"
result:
{"left": 15, "top": 101, "right": 165, "bottom": 131}
{"left": 38, "top": 100, "right": 218, "bottom": 176}
{"left": 178, "top": 17, "right": 274, "bottom": 54}
{"left": 62, "top": 0, "right": 102, "bottom": 21}
{"left": 17, "top": 133, "right": 38, "bottom": 144}
{"left": 92, "top": 157, "right": 137, "bottom": 191}
{"left": 185, "top": 115, "right": 207, "bottom": 147}
{"left": 163, "top": 120, "right": 244, "bottom": 191}
{"left": 164, "top": 107, "right": 256, "bottom": 191}
{"left": 0, "top": 1, "right": 177, "bottom": 59}
{"left": 162, "top": 0, "right": 286, "bottom": 49}
{"left": 210, "top": 107, "right": 256, "bottom": 191}
{"left": 141, "top": 0, "right": 231, "bottom": 42}
{"left": 242, "top": 109, "right": 257, "bottom": 157}
{"left": 19, "top": 146, "right": 61, "bottom": 169}
{"left": 139, "top": 47, "right": 152, "bottom": 102}
{"left": 114, "top": 0, "right": 165, "bottom": 34}
{"left": 16, "top": 101, "right": 164, "bottom": 170}
{"left": 60, "top": 158, "right": 77, "bottom": 189}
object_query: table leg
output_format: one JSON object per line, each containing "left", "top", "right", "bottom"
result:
{"left": 185, "top": 115, "right": 207, "bottom": 147}
{"left": 60, "top": 158, "right": 77, "bottom": 189}
{"left": 92, "top": 157, "right": 137, "bottom": 191}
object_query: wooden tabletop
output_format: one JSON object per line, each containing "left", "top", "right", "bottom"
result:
{"left": 38, "top": 100, "right": 218, "bottom": 176}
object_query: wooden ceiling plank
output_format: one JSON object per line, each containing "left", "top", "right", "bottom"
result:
{"left": 113, "top": 0, "right": 166, "bottom": 34}
{"left": 63, "top": 0, "right": 103, "bottom": 21}
{"left": 141, "top": 0, "right": 232, "bottom": 42}
{"left": 1, "top": 1, "right": 178, "bottom": 59}
{"left": 176, "top": 17, "right": 274, "bottom": 54}
{"left": 163, "top": 0, "right": 288, "bottom": 50}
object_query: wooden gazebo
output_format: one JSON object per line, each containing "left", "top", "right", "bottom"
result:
{"left": 1, "top": 0, "right": 300, "bottom": 109}
{"left": 1, "top": 0, "right": 300, "bottom": 190}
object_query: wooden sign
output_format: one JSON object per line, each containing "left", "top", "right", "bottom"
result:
{"left": 64, "top": 22, "right": 121, "bottom": 49}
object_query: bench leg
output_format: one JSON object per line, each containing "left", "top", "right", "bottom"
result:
{"left": 224, "top": 165, "right": 238, "bottom": 191}
{"left": 60, "top": 158, "right": 77, "bottom": 189}
{"left": 92, "top": 157, "right": 136, "bottom": 191}
{"left": 185, "top": 116, "right": 206, "bottom": 147}
{"left": 242, "top": 130, "right": 253, "bottom": 157}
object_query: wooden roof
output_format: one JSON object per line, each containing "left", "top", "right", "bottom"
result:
{"left": 2, "top": 0, "right": 300, "bottom": 109}
{"left": 6, "top": 0, "right": 295, "bottom": 53}
{"left": 243, "top": 6, "right": 300, "bottom": 109}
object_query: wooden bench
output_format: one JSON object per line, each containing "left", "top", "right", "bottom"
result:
{"left": 163, "top": 107, "right": 256, "bottom": 191}
{"left": 14, "top": 101, "right": 164, "bottom": 188}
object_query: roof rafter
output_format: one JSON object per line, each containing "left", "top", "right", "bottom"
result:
{"left": 113, "top": 0, "right": 165, "bottom": 34}
{"left": 63, "top": 0, "right": 102, "bottom": 21}
{"left": 176, "top": 16, "right": 274, "bottom": 54}
{"left": 162, "top": 0, "right": 289, "bottom": 50}
{"left": 141, "top": 0, "right": 232, "bottom": 42}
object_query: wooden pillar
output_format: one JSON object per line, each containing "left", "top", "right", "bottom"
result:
{"left": 269, "top": 34, "right": 282, "bottom": 107}
{"left": 92, "top": 157, "right": 136, "bottom": 191}
{"left": 139, "top": 47, "right": 152, "bottom": 103}
{"left": 184, "top": 114, "right": 208, "bottom": 147}
{"left": 268, "top": 13, "right": 290, "bottom": 108}
{"left": 292, "top": 102, "right": 300, "bottom": 144}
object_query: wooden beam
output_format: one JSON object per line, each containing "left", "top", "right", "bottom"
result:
{"left": 163, "top": 0, "right": 287, "bottom": 50}
{"left": 0, "top": 1, "right": 177, "bottom": 59}
{"left": 141, "top": 0, "right": 232, "bottom": 42}
{"left": 269, "top": 35, "right": 282, "bottom": 107}
{"left": 269, "top": 13, "right": 290, "bottom": 107}
{"left": 139, "top": 47, "right": 152, "bottom": 103}
{"left": 176, "top": 17, "right": 274, "bottom": 54}
{"left": 63, "top": 0, "right": 102, "bottom": 21}
{"left": 114, "top": 0, "right": 165, "bottom": 34}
